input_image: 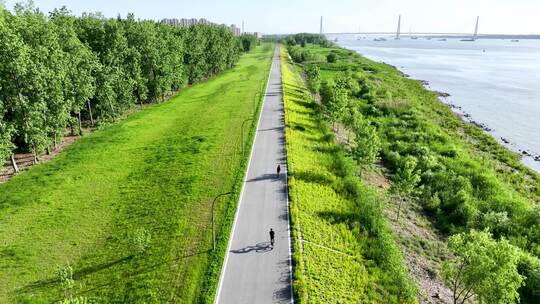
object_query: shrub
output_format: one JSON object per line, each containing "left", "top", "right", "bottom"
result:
{"left": 305, "top": 64, "right": 321, "bottom": 93}
{"left": 517, "top": 253, "right": 540, "bottom": 302}
{"left": 326, "top": 52, "right": 337, "bottom": 63}
{"left": 61, "top": 297, "right": 90, "bottom": 304}
{"left": 425, "top": 192, "right": 441, "bottom": 212}
{"left": 131, "top": 228, "right": 152, "bottom": 255}
{"left": 56, "top": 265, "right": 75, "bottom": 301}
{"left": 239, "top": 34, "right": 258, "bottom": 52}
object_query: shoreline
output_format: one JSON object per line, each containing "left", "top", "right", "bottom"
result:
{"left": 383, "top": 61, "right": 540, "bottom": 174}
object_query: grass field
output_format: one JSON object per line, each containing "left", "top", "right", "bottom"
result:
{"left": 281, "top": 48, "right": 415, "bottom": 303}
{"left": 0, "top": 44, "right": 274, "bottom": 303}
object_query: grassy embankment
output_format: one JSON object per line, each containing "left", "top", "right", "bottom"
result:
{"left": 281, "top": 47, "right": 416, "bottom": 303}
{"left": 0, "top": 43, "right": 274, "bottom": 303}
{"left": 291, "top": 42, "right": 540, "bottom": 303}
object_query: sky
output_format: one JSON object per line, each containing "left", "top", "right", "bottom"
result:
{"left": 3, "top": 0, "right": 540, "bottom": 35}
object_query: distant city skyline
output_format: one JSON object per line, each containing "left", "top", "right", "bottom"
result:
{"left": 3, "top": 0, "right": 540, "bottom": 35}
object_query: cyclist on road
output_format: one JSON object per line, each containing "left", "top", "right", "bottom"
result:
{"left": 276, "top": 165, "right": 281, "bottom": 178}
{"left": 269, "top": 228, "right": 275, "bottom": 247}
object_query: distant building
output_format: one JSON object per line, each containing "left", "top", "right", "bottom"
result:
{"left": 230, "top": 24, "right": 241, "bottom": 36}
{"left": 162, "top": 18, "right": 180, "bottom": 26}
{"left": 161, "top": 18, "right": 242, "bottom": 36}
{"left": 243, "top": 32, "right": 263, "bottom": 39}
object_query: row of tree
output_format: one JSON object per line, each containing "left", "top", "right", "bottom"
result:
{"left": 0, "top": 3, "right": 245, "bottom": 167}
{"left": 285, "top": 33, "right": 330, "bottom": 47}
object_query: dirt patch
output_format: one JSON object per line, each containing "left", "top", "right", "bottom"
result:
{"left": 362, "top": 165, "right": 391, "bottom": 190}
{"left": 1, "top": 131, "right": 86, "bottom": 184}
{"left": 364, "top": 167, "right": 454, "bottom": 304}
{"left": 333, "top": 124, "right": 354, "bottom": 147}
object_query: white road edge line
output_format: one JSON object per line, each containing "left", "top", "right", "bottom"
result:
{"left": 281, "top": 45, "right": 295, "bottom": 304}
{"left": 214, "top": 46, "right": 277, "bottom": 304}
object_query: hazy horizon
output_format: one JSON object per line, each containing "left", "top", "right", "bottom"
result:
{"left": 3, "top": 0, "right": 540, "bottom": 35}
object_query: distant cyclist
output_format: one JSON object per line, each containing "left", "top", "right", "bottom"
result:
{"left": 276, "top": 165, "right": 281, "bottom": 178}
{"left": 269, "top": 228, "right": 275, "bottom": 246}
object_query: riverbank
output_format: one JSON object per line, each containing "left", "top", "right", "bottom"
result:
{"left": 336, "top": 36, "right": 540, "bottom": 173}
{"left": 286, "top": 39, "right": 540, "bottom": 303}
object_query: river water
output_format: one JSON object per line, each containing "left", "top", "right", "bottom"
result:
{"left": 332, "top": 34, "right": 540, "bottom": 173}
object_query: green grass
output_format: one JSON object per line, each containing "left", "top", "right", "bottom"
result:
{"left": 281, "top": 47, "right": 415, "bottom": 304}
{"left": 0, "top": 43, "right": 274, "bottom": 303}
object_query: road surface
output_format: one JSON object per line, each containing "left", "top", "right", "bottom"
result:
{"left": 215, "top": 45, "right": 293, "bottom": 304}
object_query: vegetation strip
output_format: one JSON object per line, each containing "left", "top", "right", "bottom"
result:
{"left": 281, "top": 43, "right": 416, "bottom": 304}
{"left": 0, "top": 43, "right": 273, "bottom": 303}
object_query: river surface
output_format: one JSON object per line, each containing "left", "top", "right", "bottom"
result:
{"left": 331, "top": 34, "right": 540, "bottom": 173}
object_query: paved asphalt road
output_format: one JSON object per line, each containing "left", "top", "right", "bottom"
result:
{"left": 215, "top": 45, "right": 293, "bottom": 304}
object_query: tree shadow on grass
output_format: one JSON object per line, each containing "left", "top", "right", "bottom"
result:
{"left": 287, "top": 107, "right": 313, "bottom": 116}
{"left": 20, "top": 255, "right": 135, "bottom": 292}
{"left": 291, "top": 122, "right": 311, "bottom": 132}
{"left": 76, "top": 249, "right": 211, "bottom": 296}
{"left": 295, "top": 170, "right": 334, "bottom": 187}
{"left": 312, "top": 145, "right": 341, "bottom": 154}
{"left": 284, "top": 83, "right": 306, "bottom": 93}
{"left": 19, "top": 249, "right": 210, "bottom": 294}
{"left": 316, "top": 210, "right": 363, "bottom": 229}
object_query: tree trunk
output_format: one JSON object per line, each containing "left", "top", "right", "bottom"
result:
{"left": 87, "top": 100, "right": 94, "bottom": 127}
{"left": 10, "top": 154, "right": 19, "bottom": 173}
{"left": 54, "top": 133, "right": 58, "bottom": 150}
{"left": 136, "top": 89, "right": 143, "bottom": 108}
{"left": 396, "top": 197, "right": 403, "bottom": 222}
{"left": 78, "top": 113, "right": 83, "bottom": 136}
{"left": 107, "top": 95, "right": 116, "bottom": 122}
{"left": 33, "top": 147, "right": 38, "bottom": 164}
{"left": 70, "top": 123, "right": 75, "bottom": 136}
{"left": 104, "top": 90, "right": 117, "bottom": 122}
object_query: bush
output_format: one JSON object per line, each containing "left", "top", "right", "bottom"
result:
{"left": 288, "top": 45, "right": 316, "bottom": 63}
{"left": 517, "top": 253, "right": 540, "bottom": 302}
{"left": 56, "top": 265, "right": 75, "bottom": 301}
{"left": 130, "top": 228, "right": 152, "bottom": 254}
{"left": 326, "top": 52, "right": 337, "bottom": 63}
{"left": 239, "top": 34, "right": 258, "bottom": 52}
{"left": 305, "top": 64, "right": 321, "bottom": 93}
